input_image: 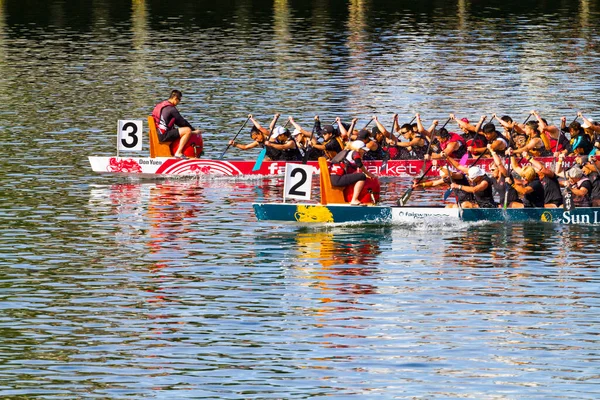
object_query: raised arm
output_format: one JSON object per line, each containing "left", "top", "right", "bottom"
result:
{"left": 268, "top": 114, "right": 280, "bottom": 132}
{"left": 335, "top": 117, "right": 349, "bottom": 138}
{"left": 506, "top": 149, "right": 525, "bottom": 176}
{"left": 415, "top": 114, "right": 429, "bottom": 136}
{"left": 489, "top": 144, "right": 508, "bottom": 177}
{"left": 452, "top": 114, "right": 478, "bottom": 133}
{"left": 578, "top": 111, "right": 600, "bottom": 133}
{"left": 474, "top": 115, "right": 487, "bottom": 133}
{"left": 373, "top": 115, "right": 391, "bottom": 137}
{"left": 288, "top": 116, "right": 312, "bottom": 137}
{"left": 249, "top": 115, "right": 269, "bottom": 135}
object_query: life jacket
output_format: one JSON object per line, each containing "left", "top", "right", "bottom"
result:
{"left": 280, "top": 138, "right": 302, "bottom": 161}
{"left": 464, "top": 132, "right": 486, "bottom": 150}
{"left": 528, "top": 135, "right": 549, "bottom": 157}
{"left": 547, "top": 132, "right": 568, "bottom": 153}
{"left": 323, "top": 136, "right": 345, "bottom": 160}
{"left": 152, "top": 100, "right": 176, "bottom": 134}
{"left": 441, "top": 133, "right": 467, "bottom": 159}
{"left": 573, "top": 177, "right": 592, "bottom": 207}
{"left": 473, "top": 175, "right": 497, "bottom": 208}
{"left": 331, "top": 149, "right": 361, "bottom": 176}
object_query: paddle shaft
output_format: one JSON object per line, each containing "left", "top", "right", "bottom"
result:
{"left": 219, "top": 116, "right": 251, "bottom": 159}
{"left": 302, "top": 119, "right": 318, "bottom": 164}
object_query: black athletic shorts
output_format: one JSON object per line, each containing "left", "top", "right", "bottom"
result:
{"left": 331, "top": 173, "right": 366, "bottom": 187}
{"left": 158, "top": 128, "right": 181, "bottom": 143}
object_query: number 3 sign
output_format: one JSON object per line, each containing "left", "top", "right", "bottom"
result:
{"left": 283, "top": 164, "right": 313, "bottom": 201}
{"left": 117, "top": 120, "right": 143, "bottom": 152}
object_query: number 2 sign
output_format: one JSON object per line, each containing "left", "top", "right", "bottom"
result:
{"left": 117, "top": 120, "right": 143, "bottom": 152}
{"left": 283, "top": 164, "right": 313, "bottom": 201}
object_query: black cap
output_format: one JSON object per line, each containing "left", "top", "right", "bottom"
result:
{"left": 320, "top": 125, "right": 335, "bottom": 135}
{"left": 357, "top": 129, "right": 371, "bottom": 141}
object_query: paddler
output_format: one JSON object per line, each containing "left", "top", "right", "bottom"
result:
{"left": 264, "top": 126, "right": 302, "bottom": 161}
{"left": 311, "top": 123, "right": 345, "bottom": 160}
{"left": 412, "top": 161, "right": 472, "bottom": 208}
{"left": 426, "top": 127, "right": 468, "bottom": 160}
{"left": 510, "top": 149, "right": 563, "bottom": 208}
{"left": 444, "top": 155, "right": 497, "bottom": 208}
{"left": 152, "top": 89, "right": 202, "bottom": 159}
{"left": 511, "top": 120, "right": 549, "bottom": 157}
{"left": 228, "top": 114, "right": 281, "bottom": 160}
{"left": 330, "top": 140, "right": 377, "bottom": 205}
{"left": 561, "top": 166, "right": 592, "bottom": 207}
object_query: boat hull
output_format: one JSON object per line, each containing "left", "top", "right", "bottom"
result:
{"left": 253, "top": 203, "right": 600, "bottom": 225}
{"left": 88, "top": 156, "right": 576, "bottom": 178}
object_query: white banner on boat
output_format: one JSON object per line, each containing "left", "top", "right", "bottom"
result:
{"left": 117, "top": 120, "right": 143, "bottom": 152}
{"left": 283, "top": 163, "right": 313, "bottom": 202}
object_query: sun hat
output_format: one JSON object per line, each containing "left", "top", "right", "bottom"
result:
{"left": 292, "top": 128, "right": 302, "bottom": 136}
{"left": 270, "top": 126, "right": 287, "bottom": 140}
{"left": 467, "top": 166, "right": 485, "bottom": 179}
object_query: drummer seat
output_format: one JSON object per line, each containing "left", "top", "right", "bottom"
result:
{"left": 147, "top": 116, "right": 173, "bottom": 158}
{"left": 318, "top": 157, "right": 347, "bottom": 204}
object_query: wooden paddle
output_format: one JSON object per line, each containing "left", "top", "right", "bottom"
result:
{"left": 252, "top": 114, "right": 280, "bottom": 171}
{"left": 397, "top": 164, "right": 434, "bottom": 206}
{"left": 219, "top": 115, "right": 251, "bottom": 159}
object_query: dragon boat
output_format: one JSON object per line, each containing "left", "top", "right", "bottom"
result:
{"left": 89, "top": 116, "right": 576, "bottom": 178}
{"left": 253, "top": 157, "right": 600, "bottom": 226}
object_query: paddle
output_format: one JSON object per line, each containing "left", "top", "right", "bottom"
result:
{"left": 219, "top": 115, "right": 251, "bottom": 160}
{"left": 420, "top": 117, "right": 451, "bottom": 174}
{"left": 503, "top": 157, "right": 511, "bottom": 209}
{"left": 551, "top": 115, "right": 576, "bottom": 170}
{"left": 395, "top": 116, "right": 417, "bottom": 139}
{"left": 561, "top": 157, "right": 575, "bottom": 211}
{"left": 302, "top": 118, "right": 318, "bottom": 164}
{"left": 397, "top": 164, "right": 434, "bottom": 206}
{"left": 362, "top": 118, "right": 374, "bottom": 130}
{"left": 380, "top": 116, "right": 397, "bottom": 172}
{"left": 252, "top": 114, "right": 280, "bottom": 171}
{"left": 442, "top": 154, "right": 469, "bottom": 200}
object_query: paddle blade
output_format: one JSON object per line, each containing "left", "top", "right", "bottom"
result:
{"left": 420, "top": 161, "right": 428, "bottom": 174}
{"left": 459, "top": 153, "right": 468, "bottom": 166}
{"left": 397, "top": 188, "right": 413, "bottom": 207}
{"left": 252, "top": 148, "right": 267, "bottom": 171}
{"left": 563, "top": 188, "right": 575, "bottom": 211}
{"left": 381, "top": 151, "right": 390, "bottom": 172}
{"left": 443, "top": 187, "right": 453, "bottom": 201}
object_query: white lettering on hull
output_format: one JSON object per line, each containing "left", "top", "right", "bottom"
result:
{"left": 562, "top": 211, "right": 596, "bottom": 225}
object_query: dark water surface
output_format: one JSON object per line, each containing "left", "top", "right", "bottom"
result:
{"left": 1, "top": 0, "right": 599, "bottom": 398}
